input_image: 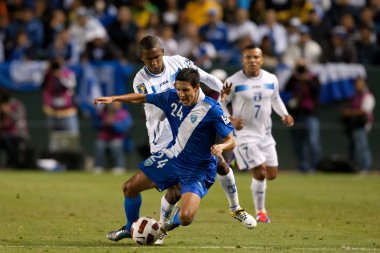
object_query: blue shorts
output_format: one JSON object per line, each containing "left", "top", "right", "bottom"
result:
{"left": 139, "top": 151, "right": 217, "bottom": 198}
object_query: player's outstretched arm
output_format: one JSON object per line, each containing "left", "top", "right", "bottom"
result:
{"left": 93, "top": 93, "right": 147, "bottom": 105}
{"left": 198, "top": 67, "right": 223, "bottom": 92}
{"left": 211, "top": 132, "right": 235, "bottom": 157}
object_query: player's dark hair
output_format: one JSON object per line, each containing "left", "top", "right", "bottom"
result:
{"left": 243, "top": 44, "right": 257, "bottom": 51}
{"left": 175, "top": 68, "right": 200, "bottom": 87}
{"left": 242, "top": 44, "right": 263, "bottom": 57}
{"left": 139, "top": 36, "right": 162, "bottom": 54}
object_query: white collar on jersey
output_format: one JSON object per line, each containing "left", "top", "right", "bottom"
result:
{"left": 243, "top": 69, "right": 262, "bottom": 79}
{"left": 144, "top": 64, "right": 166, "bottom": 77}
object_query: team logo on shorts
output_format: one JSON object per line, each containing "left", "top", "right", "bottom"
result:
{"left": 190, "top": 114, "right": 198, "bottom": 123}
{"left": 136, "top": 83, "right": 147, "bottom": 94}
{"left": 143, "top": 157, "right": 154, "bottom": 166}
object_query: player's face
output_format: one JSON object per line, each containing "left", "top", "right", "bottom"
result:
{"left": 140, "top": 47, "right": 164, "bottom": 74}
{"left": 242, "top": 48, "right": 264, "bottom": 77}
{"left": 175, "top": 81, "right": 200, "bottom": 106}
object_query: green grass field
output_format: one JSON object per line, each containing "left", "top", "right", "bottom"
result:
{"left": 1, "top": 170, "right": 379, "bottom": 253}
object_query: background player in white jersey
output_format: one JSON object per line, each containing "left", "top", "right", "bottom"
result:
{"left": 131, "top": 36, "right": 255, "bottom": 244}
{"left": 93, "top": 68, "right": 236, "bottom": 242}
{"left": 223, "top": 45, "right": 294, "bottom": 223}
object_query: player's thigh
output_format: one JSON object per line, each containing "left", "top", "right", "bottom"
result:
{"left": 139, "top": 151, "right": 178, "bottom": 191}
{"left": 262, "top": 144, "right": 279, "bottom": 180}
{"left": 261, "top": 144, "right": 278, "bottom": 167}
{"left": 123, "top": 171, "right": 157, "bottom": 196}
{"left": 233, "top": 142, "right": 266, "bottom": 171}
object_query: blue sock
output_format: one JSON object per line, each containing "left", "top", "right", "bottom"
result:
{"left": 173, "top": 209, "right": 181, "bottom": 226}
{"left": 124, "top": 194, "right": 142, "bottom": 232}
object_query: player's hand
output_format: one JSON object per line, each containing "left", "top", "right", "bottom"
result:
{"left": 211, "top": 144, "right": 224, "bottom": 157}
{"left": 230, "top": 117, "right": 244, "bottom": 130}
{"left": 93, "top": 96, "right": 114, "bottom": 105}
{"left": 282, "top": 115, "right": 294, "bottom": 127}
{"left": 220, "top": 82, "right": 232, "bottom": 102}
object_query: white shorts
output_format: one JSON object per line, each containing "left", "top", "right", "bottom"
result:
{"left": 233, "top": 142, "right": 278, "bottom": 170}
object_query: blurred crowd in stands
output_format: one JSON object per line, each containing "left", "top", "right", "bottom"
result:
{"left": 0, "top": 0, "right": 379, "bottom": 68}
{"left": 0, "top": 0, "right": 377, "bottom": 173}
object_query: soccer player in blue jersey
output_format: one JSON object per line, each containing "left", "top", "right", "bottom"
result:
{"left": 117, "top": 36, "right": 255, "bottom": 244}
{"left": 94, "top": 68, "right": 236, "bottom": 241}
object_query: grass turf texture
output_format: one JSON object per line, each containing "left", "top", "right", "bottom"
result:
{"left": 0, "top": 170, "right": 379, "bottom": 253}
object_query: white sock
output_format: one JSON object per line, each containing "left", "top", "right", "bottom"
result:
{"left": 160, "top": 195, "right": 174, "bottom": 224}
{"left": 250, "top": 178, "right": 267, "bottom": 213}
{"left": 217, "top": 168, "right": 241, "bottom": 212}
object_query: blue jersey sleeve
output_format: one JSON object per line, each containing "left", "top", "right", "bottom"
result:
{"left": 146, "top": 89, "right": 177, "bottom": 111}
{"left": 208, "top": 100, "right": 233, "bottom": 138}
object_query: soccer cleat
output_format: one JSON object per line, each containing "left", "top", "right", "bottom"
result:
{"left": 106, "top": 225, "right": 131, "bottom": 241}
{"left": 154, "top": 230, "right": 168, "bottom": 245}
{"left": 231, "top": 208, "right": 257, "bottom": 229}
{"left": 256, "top": 211, "right": 271, "bottom": 223}
{"left": 162, "top": 205, "right": 180, "bottom": 232}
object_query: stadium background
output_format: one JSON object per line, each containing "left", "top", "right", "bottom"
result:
{"left": 1, "top": 0, "right": 379, "bottom": 172}
{"left": 6, "top": 64, "right": 379, "bottom": 171}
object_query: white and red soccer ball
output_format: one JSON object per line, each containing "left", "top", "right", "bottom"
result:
{"left": 131, "top": 216, "right": 161, "bottom": 245}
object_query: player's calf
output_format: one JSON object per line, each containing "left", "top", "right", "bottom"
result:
{"left": 216, "top": 155, "right": 230, "bottom": 175}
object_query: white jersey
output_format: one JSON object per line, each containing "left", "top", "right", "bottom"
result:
{"left": 133, "top": 55, "right": 223, "bottom": 153}
{"left": 224, "top": 69, "right": 289, "bottom": 146}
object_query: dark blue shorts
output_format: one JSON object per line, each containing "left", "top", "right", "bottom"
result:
{"left": 139, "top": 151, "right": 217, "bottom": 198}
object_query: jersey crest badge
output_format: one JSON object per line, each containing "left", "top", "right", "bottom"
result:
{"left": 136, "top": 83, "right": 147, "bottom": 94}
{"left": 190, "top": 114, "right": 198, "bottom": 124}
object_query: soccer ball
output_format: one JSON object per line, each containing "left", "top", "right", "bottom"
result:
{"left": 131, "top": 216, "right": 161, "bottom": 245}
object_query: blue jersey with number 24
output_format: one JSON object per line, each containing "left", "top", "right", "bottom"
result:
{"left": 142, "top": 88, "right": 233, "bottom": 188}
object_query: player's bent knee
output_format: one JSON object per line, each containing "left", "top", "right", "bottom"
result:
{"left": 252, "top": 167, "right": 266, "bottom": 180}
{"left": 266, "top": 167, "right": 278, "bottom": 180}
{"left": 266, "top": 173, "right": 277, "bottom": 180}
{"left": 178, "top": 210, "right": 195, "bottom": 226}
{"left": 122, "top": 180, "right": 138, "bottom": 197}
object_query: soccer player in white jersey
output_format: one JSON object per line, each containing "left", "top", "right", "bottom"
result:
{"left": 223, "top": 46, "right": 294, "bottom": 223}
{"left": 94, "top": 68, "right": 236, "bottom": 242}
{"left": 127, "top": 36, "right": 255, "bottom": 244}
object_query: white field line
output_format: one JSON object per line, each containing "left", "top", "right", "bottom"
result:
{"left": 0, "top": 245, "right": 379, "bottom": 251}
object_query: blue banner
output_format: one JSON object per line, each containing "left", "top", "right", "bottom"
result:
{"left": 0, "top": 60, "right": 134, "bottom": 116}
{"left": 0, "top": 61, "right": 49, "bottom": 91}
{"left": 277, "top": 63, "right": 366, "bottom": 104}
